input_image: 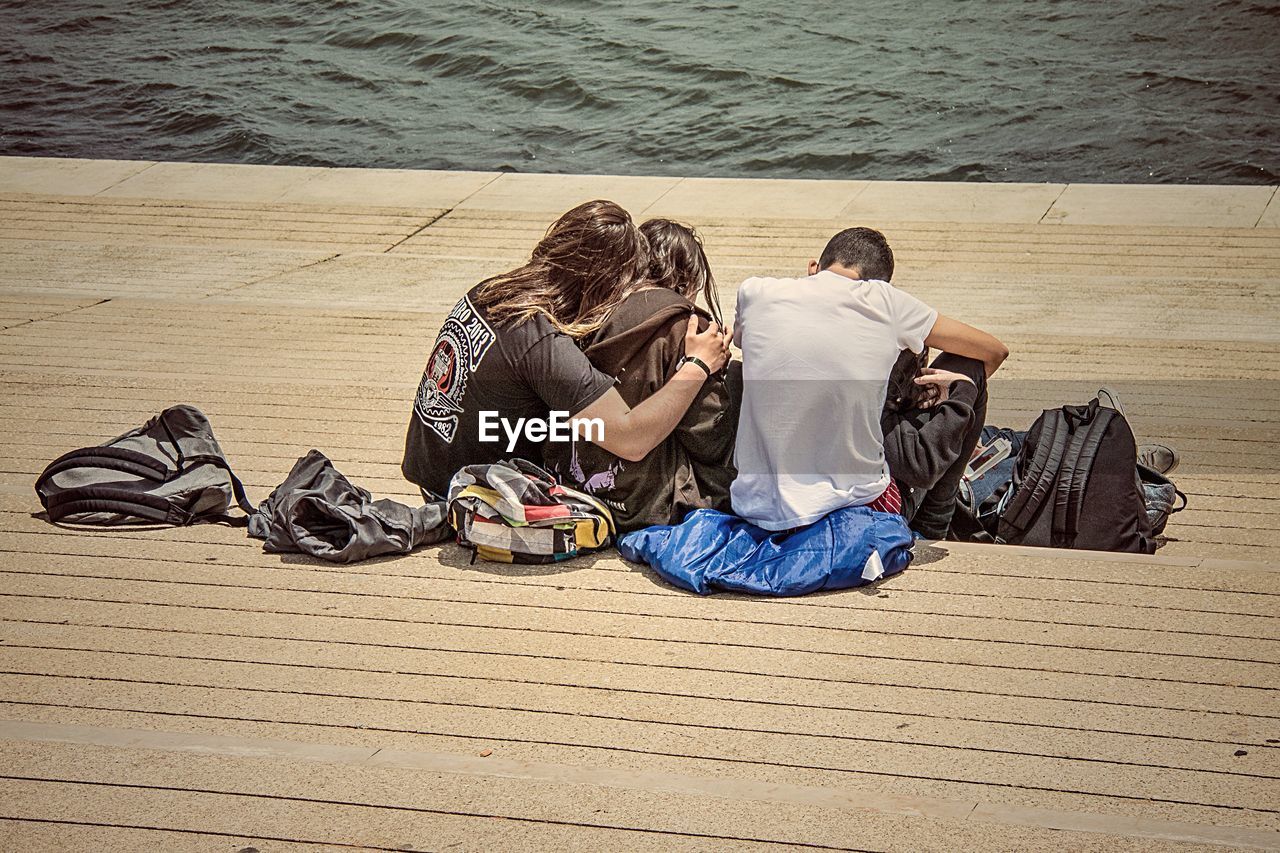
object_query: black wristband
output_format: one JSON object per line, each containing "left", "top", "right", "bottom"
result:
{"left": 678, "top": 355, "right": 711, "bottom": 378}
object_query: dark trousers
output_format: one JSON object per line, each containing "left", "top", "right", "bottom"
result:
{"left": 901, "top": 352, "right": 988, "bottom": 539}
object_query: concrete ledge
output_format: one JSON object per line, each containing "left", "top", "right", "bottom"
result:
{"left": 0, "top": 157, "right": 155, "bottom": 196}
{"left": 640, "top": 177, "right": 869, "bottom": 220}
{"left": 274, "top": 167, "right": 500, "bottom": 208}
{"left": 0, "top": 157, "right": 1275, "bottom": 227}
{"left": 840, "top": 180, "right": 1067, "bottom": 223}
{"left": 1042, "top": 183, "right": 1277, "bottom": 228}
{"left": 454, "top": 172, "right": 683, "bottom": 214}
{"left": 97, "top": 161, "right": 331, "bottom": 203}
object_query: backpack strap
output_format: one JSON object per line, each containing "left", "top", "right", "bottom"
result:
{"left": 38, "top": 452, "right": 252, "bottom": 523}
{"left": 181, "top": 453, "right": 255, "bottom": 515}
{"left": 1052, "top": 408, "right": 1113, "bottom": 546}
{"left": 153, "top": 411, "right": 246, "bottom": 516}
{"left": 227, "top": 468, "right": 254, "bottom": 516}
{"left": 1001, "top": 411, "right": 1069, "bottom": 534}
{"left": 36, "top": 446, "right": 171, "bottom": 493}
{"left": 43, "top": 485, "right": 193, "bottom": 525}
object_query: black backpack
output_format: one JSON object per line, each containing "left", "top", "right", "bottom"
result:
{"left": 997, "top": 398, "right": 1157, "bottom": 554}
{"left": 35, "top": 405, "right": 253, "bottom": 526}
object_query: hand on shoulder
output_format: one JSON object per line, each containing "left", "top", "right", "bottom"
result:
{"left": 683, "top": 315, "right": 730, "bottom": 377}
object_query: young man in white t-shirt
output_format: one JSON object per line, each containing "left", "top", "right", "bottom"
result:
{"left": 731, "top": 227, "right": 1008, "bottom": 532}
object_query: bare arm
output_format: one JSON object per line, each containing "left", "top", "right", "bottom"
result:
{"left": 576, "top": 317, "right": 730, "bottom": 462}
{"left": 924, "top": 314, "right": 1009, "bottom": 377}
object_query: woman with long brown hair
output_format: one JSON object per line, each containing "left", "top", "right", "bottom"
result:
{"left": 640, "top": 217, "right": 724, "bottom": 326}
{"left": 402, "top": 200, "right": 730, "bottom": 498}
{"left": 543, "top": 218, "right": 738, "bottom": 532}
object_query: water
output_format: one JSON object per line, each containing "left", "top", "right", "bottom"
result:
{"left": 1, "top": 1, "right": 1276, "bottom": 183}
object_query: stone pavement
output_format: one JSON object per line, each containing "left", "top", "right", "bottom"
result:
{"left": 0, "top": 157, "right": 1277, "bottom": 850}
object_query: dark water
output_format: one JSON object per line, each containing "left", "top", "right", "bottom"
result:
{"left": 1, "top": 1, "right": 1277, "bottom": 183}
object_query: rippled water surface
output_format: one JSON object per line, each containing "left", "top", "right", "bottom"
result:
{"left": 1, "top": 1, "right": 1276, "bottom": 182}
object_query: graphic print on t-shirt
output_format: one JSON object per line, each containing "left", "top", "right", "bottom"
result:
{"left": 414, "top": 296, "right": 496, "bottom": 442}
{"left": 566, "top": 436, "right": 624, "bottom": 498}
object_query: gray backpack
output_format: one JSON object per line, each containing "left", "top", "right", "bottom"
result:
{"left": 35, "top": 405, "right": 253, "bottom": 526}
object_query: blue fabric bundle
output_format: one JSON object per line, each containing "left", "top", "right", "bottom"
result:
{"left": 618, "top": 506, "right": 914, "bottom": 596}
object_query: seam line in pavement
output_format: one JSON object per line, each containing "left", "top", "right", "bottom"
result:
{"left": 88, "top": 161, "right": 157, "bottom": 197}
{"left": 1, "top": 720, "right": 1275, "bottom": 849}
{"left": 1253, "top": 186, "right": 1278, "bottom": 229}
{"left": 382, "top": 207, "right": 456, "bottom": 253}
{"left": 637, "top": 177, "right": 685, "bottom": 218}
{"left": 201, "top": 252, "right": 342, "bottom": 300}
{"left": 1037, "top": 183, "right": 1070, "bottom": 224}
{"left": 382, "top": 172, "right": 505, "bottom": 253}
{"left": 0, "top": 298, "right": 113, "bottom": 334}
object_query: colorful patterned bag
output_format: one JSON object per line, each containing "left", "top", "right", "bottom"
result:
{"left": 447, "top": 459, "right": 615, "bottom": 563}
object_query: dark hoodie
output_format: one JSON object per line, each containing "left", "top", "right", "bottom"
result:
{"left": 880, "top": 348, "right": 980, "bottom": 517}
{"left": 543, "top": 288, "right": 737, "bottom": 533}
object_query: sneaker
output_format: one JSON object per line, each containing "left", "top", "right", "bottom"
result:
{"left": 1096, "top": 386, "right": 1127, "bottom": 417}
{"left": 1137, "top": 443, "right": 1180, "bottom": 476}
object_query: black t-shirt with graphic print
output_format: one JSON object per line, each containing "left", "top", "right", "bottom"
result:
{"left": 402, "top": 285, "right": 617, "bottom": 497}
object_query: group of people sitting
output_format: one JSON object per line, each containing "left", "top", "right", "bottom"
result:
{"left": 401, "top": 199, "right": 1009, "bottom": 542}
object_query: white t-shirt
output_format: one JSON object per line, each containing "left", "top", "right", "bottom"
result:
{"left": 730, "top": 270, "right": 938, "bottom": 530}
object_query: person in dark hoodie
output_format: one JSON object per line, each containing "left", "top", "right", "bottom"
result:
{"left": 881, "top": 346, "right": 987, "bottom": 538}
{"left": 544, "top": 219, "right": 737, "bottom": 532}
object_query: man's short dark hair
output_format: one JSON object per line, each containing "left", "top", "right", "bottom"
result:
{"left": 818, "top": 227, "right": 894, "bottom": 281}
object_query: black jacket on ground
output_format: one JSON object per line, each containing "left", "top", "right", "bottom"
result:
{"left": 252, "top": 450, "right": 450, "bottom": 562}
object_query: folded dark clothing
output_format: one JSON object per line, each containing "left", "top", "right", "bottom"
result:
{"left": 249, "top": 449, "right": 450, "bottom": 563}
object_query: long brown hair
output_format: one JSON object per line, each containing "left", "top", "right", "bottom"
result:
{"left": 885, "top": 347, "right": 938, "bottom": 413}
{"left": 639, "top": 218, "right": 722, "bottom": 326}
{"left": 472, "top": 199, "right": 650, "bottom": 339}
